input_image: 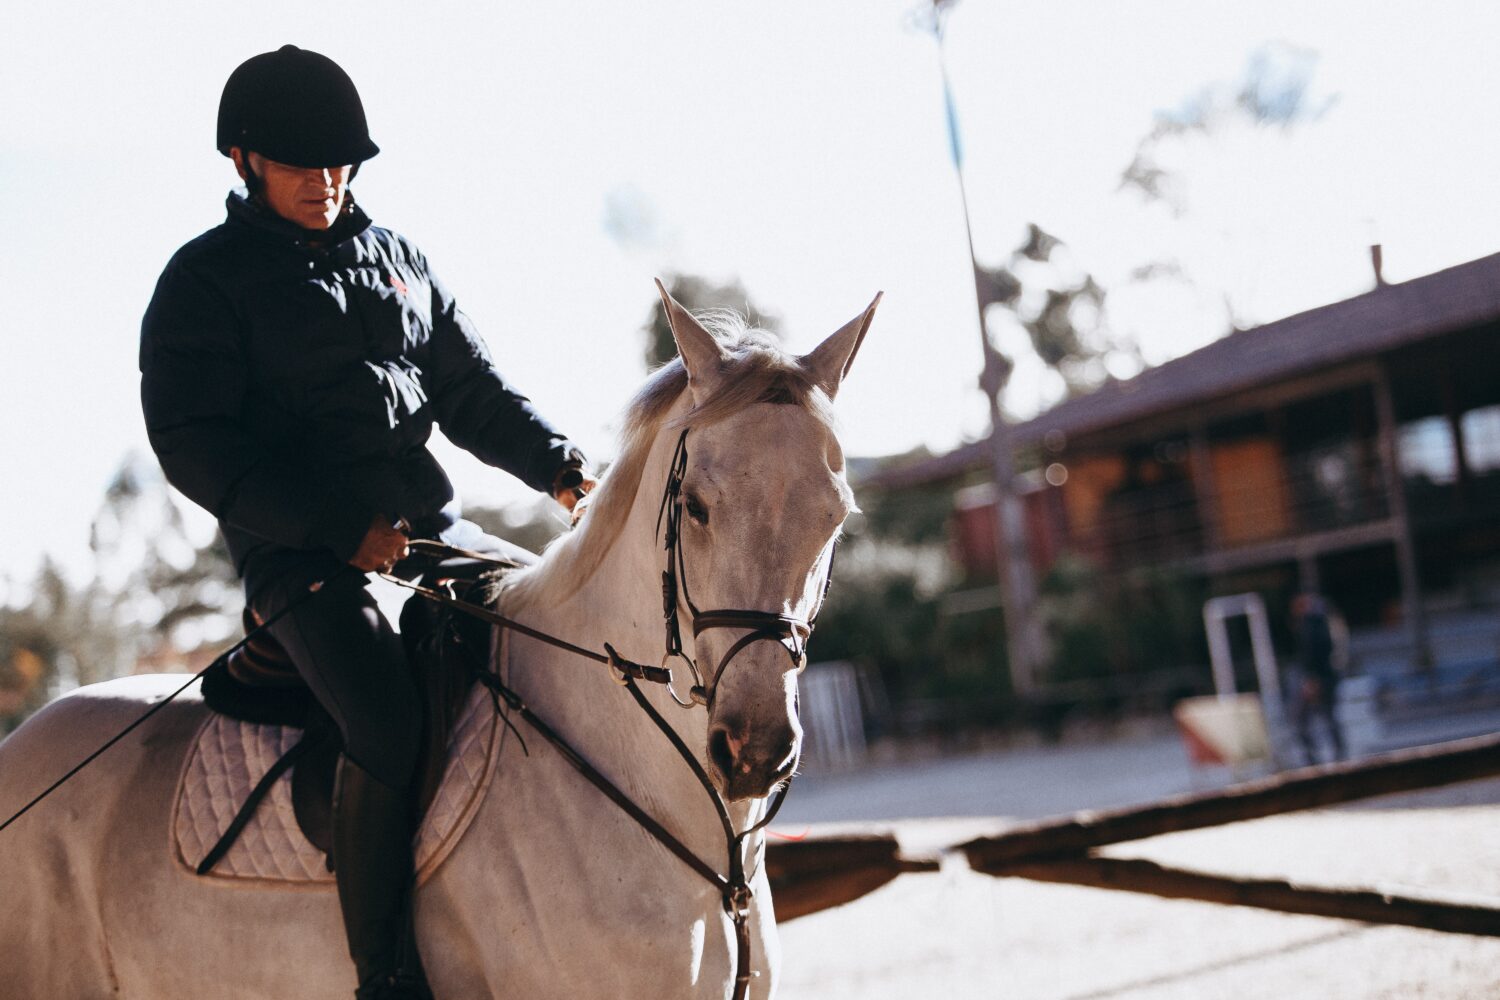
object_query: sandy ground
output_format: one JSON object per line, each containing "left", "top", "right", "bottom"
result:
{"left": 774, "top": 737, "right": 1500, "bottom": 999}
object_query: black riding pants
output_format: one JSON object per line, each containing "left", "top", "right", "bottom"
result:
{"left": 245, "top": 519, "right": 534, "bottom": 790}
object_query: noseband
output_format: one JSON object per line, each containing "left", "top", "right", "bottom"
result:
{"left": 655, "top": 429, "right": 825, "bottom": 710}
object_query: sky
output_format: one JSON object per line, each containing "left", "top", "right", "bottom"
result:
{"left": 3, "top": 0, "right": 1499, "bottom": 585}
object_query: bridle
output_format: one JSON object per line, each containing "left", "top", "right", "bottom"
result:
{"left": 655, "top": 428, "right": 821, "bottom": 711}
{"left": 381, "top": 424, "right": 839, "bottom": 1000}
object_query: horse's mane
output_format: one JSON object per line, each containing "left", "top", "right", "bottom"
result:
{"left": 504, "top": 314, "right": 834, "bottom": 610}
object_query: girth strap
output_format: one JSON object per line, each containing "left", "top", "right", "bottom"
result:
{"left": 196, "top": 729, "right": 326, "bottom": 875}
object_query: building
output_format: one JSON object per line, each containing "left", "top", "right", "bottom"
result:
{"left": 870, "top": 252, "right": 1500, "bottom": 679}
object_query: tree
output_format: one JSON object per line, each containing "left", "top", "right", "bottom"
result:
{"left": 1121, "top": 41, "right": 1334, "bottom": 215}
{"left": 1118, "top": 41, "right": 1337, "bottom": 331}
{"left": 1, "top": 455, "right": 240, "bottom": 734}
{"left": 462, "top": 497, "right": 570, "bottom": 559}
{"left": 639, "top": 274, "right": 781, "bottom": 371}
{"left": 1, "top": 560, "right": 77, "bottom": 730}
{"left": 89, "top": 453, "right": 239, "bottom": 660}
{"left": 974, "top": 223, "right": 1139, "bottom": 402}
{"left": 806, "top": 484, "right": 955, "bottom": 719}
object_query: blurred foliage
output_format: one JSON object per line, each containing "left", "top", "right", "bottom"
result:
{"left": 807, "top": 485, "right": 954, "bottom": 708}
{"left": 808, "top": 479, "right": 1215, "bottom": 736}
{"left": 1121, "top": 41, "right": 1335, "bottom": 213}
{"left": 977, "top": 223, "right": 1143, "bottom": 400}
{"left": 1, "top": 456, "right": 239, "bottom": 735}
{"left": 463, "top": 497, "right": 570, "bottom": 558}
{"left": 856, "top": 481, "right": 952, "bottom": 546}
{"left": 0, "top": 457, "right": 584, "bottom": 737}
{"left": 1, "top": 560, "right": 97, "bottom": 729}
{"left": 1117, "top": 42, "right": 1337, "bottom": 335}
{"left": 640, "top": 273, "right": 781, "bottom": 370}
{"left": 971, "top": 46, "right": 1337, "bottom": 396}
{"left": 1037, "top": 554, "right": 1208, "bottom": 687}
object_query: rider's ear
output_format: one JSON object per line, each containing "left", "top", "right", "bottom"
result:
{"left": 801, "top": 292, "right": 882, "bottom": 401}
{"left": 655, "top": 278, "right": 727, "bottom": 403}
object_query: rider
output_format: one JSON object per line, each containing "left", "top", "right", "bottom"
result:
{"left": 139, "top": 44, "right": 594, "bottom": 999}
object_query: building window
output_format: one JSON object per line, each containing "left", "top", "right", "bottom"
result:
{"left": 1287, "top": 440, "right": 1380, "bottom": 530}
{"left": 1397, "top": 416, "right": 1459, "bottom": 487}
{"left": 1463, "top": 404, "right": 1500, "bottom": 474}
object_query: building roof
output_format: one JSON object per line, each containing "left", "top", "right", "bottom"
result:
{"left": 869, "top": 251, "right": 1500, "bottom": 489}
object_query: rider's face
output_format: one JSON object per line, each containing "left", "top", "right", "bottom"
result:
{"left": 230, "top": 147, "right": 352, "bottom": 230}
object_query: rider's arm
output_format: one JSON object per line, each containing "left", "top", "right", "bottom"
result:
{"left": 139, "top": 258, "right": 374, "bottom": 561}
{"left": 419, "top": 252, "right": 584, "bottom": 495}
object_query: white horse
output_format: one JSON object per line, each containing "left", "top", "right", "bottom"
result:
{"left": 0, "top": 284, "right": 879, "bottom": 999}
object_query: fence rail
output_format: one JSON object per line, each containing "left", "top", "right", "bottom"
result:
{"left": 770, "top": 731, "right": 1500, "bottom": 932}
{"left": 998, "top": 855, "right": 1500, "bottom": 937}
{"left": 960, "top": 730, "right": 1500, "bottom": 869}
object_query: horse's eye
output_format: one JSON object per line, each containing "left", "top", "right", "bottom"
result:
{"left": 685, "top": 494, "right": 709, "bottom": 525}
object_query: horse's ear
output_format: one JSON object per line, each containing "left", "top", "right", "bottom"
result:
{"left": 802, "top": 291, "right": 882, "bottom": 400}
{"left": 655, "top": 278, "right": 726, "bottom": 401}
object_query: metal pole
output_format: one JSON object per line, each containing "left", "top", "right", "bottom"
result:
{"left": 1372, "top": 363, "right": 1432, "bottom": 670}
{"left": 924, "top": 1, "right": 1043, "bottom": 695}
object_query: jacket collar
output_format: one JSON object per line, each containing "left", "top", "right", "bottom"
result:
{"left": 225, "top": 189, "right": 374, "bottom": 251}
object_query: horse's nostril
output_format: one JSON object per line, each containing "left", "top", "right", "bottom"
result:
{"left": 708, "top": 727, "right": 735, "bottom": 777}
{"left": 771, "top": 740, "right": 798, "bottom": 780}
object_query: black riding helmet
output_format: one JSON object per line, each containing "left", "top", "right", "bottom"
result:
{"left": 216, "top": 44, "right": 379, "bottom": 168}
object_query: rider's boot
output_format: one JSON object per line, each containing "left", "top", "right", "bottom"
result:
{"left": 332, "top": 755, "right": 433, "bottom": 1000}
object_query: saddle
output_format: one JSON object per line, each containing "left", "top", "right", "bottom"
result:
{"left": 195, "top": 565, "right": 510, "bottom": 874}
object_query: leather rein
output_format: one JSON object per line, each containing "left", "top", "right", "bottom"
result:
{"left": 381, "top": 427, "right": 833, "bottom": 1000}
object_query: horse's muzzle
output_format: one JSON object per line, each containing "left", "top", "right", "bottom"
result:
{"left": 708, "top": 719, "right": 801, "bottom": 801}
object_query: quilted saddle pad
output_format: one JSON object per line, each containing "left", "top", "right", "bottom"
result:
{"left": 172, "top": 682, "right": 499, "bottom": 885}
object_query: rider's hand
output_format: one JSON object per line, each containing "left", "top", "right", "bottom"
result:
{"left": 553, "top": 457, "right": 598, "bottom": 521}
{"left": 554, "top": 474, "right": 598, "bottom": 512}
{"left": 349, "top": 515, "right": 409, "bottom": 572}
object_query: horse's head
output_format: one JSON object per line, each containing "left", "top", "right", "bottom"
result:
{"left": 656, "top": 282, "right": 880, "bottom": 801}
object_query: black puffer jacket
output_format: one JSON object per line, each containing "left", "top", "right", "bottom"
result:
{"left": 140, "top": 192, "right": 578, "bottom": 573}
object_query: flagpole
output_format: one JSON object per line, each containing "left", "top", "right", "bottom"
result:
{"left": 924, "top": 1, "right": 1043, "bottom": 697}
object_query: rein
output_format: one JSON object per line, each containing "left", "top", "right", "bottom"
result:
{"left": 380, "top": 571, "right": 786, "bottom": 997}
{"left": 0, "top": 567, "right": 355, "bottom": 836}
{"left": 384, "top": 427, "right": 830, "bottom": 1000}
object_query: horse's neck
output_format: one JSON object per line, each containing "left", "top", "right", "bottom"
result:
{"left": 496, "top": 427, "right": 760, "bottom": 839}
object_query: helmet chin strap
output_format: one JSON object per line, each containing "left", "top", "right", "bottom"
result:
{"left": 239, "top": 154, "right": 265, "bottom": 199}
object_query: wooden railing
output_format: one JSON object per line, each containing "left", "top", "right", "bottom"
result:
{"left": 769, "top": 731, "right": 1500, "bottom": 934}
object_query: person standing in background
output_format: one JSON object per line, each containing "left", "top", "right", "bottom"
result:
{"left": 1290, "top": 592, "right": 1346, "bottom": 765}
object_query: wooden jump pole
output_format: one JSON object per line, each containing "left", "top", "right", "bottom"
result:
{"left": 996, "top": 856, "right": 1500, "bottom": 937}
{"left": 764, "top": 834, "right": 941, "bottom": 922}
{"left": 962, "top": 731, "right": 1500, "bottom": 870}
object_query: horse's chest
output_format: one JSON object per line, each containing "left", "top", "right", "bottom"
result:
{"left": 426, "top": 749, "right": 776, "bottom": 998}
